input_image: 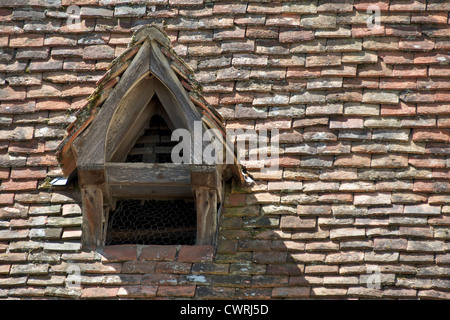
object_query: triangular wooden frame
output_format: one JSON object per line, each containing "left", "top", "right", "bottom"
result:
{"left": 57, "top": 27, "right": 237, "bottom": 250}
{"left": 73, "top": 38, "right": 206, "bottom": 170}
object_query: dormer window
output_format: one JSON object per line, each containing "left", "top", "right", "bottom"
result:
{"left": 56, "top": 26, "right": 243, "bottom": 251}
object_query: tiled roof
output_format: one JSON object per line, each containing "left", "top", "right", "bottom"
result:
{"left": 0, "top": 0, "right": 449, "bottom": 300}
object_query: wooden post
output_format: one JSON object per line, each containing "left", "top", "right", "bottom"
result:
{"left": 81, "top": 186, "right": 104, "bottom": 251}
{"left": 194, "top": 188, "right": 217, "bottom": 245}
{"left": 191, "top": 167, "right": 220, "bottom": 245}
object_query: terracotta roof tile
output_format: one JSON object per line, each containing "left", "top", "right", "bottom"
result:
{"left": 0, "top": 1, "right": 449, "bottom": 300}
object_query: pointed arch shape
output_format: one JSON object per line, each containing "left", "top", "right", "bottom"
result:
{"left": 74, "top": 39, "right": 204, "bottom": 170}
{"left": 55, "top": 26, "right": 244, "bottom": 250}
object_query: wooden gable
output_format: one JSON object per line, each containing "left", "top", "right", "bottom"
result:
{"left": 56, "top": 25, "right": 243, "bottom": 185}
{"left": 55, "top": 25, "right": 244, "bottom": 250}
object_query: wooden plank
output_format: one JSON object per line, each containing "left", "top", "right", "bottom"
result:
{"left": 110, "top": 185, "right": 193, "bottom": 199}
{"left": 153, "top": 80, "right": 190, "bottom": 132}
{"left": 194, "top": 188, "right": 217, "bottom": 245}
{"left": 105, "top": 162, "right": 191, "bottom": 185}
{"left": 160, "top": 46, "right": 194, "bottom": 74}
{"left": 75, "top": 40, "right": 152, "bottom": 170}
{"left": 155, "top": 98, "right": 177, "bottom": 132}
{"left": 57, "top": 107, "right": 98, "bottom": 176}
{"left": 191, "top": 170, "right": 218, "bottom": 190}
{"left": 108, "top": 60, "right": 131, "bottom": 81}
{"left": 107, "top": 95, "right": 157, "bottom": 162}
{"left": 81, "top": 186, "right": 104, "bottom": 250}
{"left": 170, "top": 64, "right": 190, "bottom": 83}
{"left": 78, "top": 169, "right": 105, "bottom": 186}
{"left": 58, "top": 146, "right": 77, "bottom": 177}
{"left": 149, "top": 40, "right": 201, "bottom": 133}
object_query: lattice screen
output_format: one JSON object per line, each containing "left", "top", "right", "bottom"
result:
{"left": 105, "top": 199, "right": 196, "bottom": 246}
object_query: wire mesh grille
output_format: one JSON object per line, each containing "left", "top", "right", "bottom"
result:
{"left": 105, "top": 199, "right": 196, "bottom": 246}
{"left": 126, "top": 114, "right": 178, "bottom": 164}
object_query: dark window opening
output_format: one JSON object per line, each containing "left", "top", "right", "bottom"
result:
{"left": 105, "top": 199, "right": 196, "bottom": 246}
{"left": 126, "top": 114, "right": 179, "bottom": 164}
